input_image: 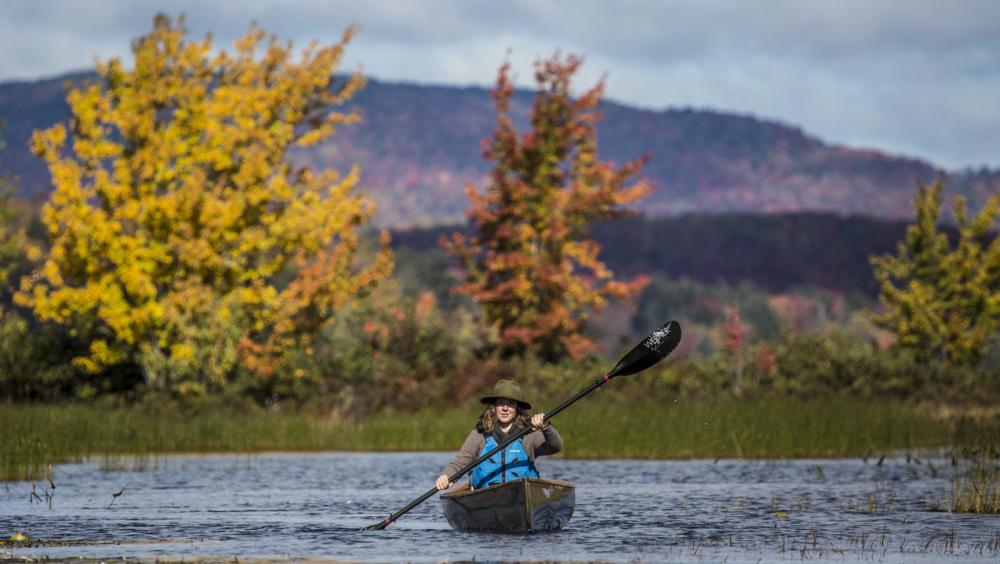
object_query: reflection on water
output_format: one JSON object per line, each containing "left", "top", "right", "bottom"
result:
{"left": 1, "top": 453, "right": 998, "bottom": 562}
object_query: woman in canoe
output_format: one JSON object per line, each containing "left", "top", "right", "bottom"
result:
{"left": 436, "top": 379, "right": 563, "bottom": 491}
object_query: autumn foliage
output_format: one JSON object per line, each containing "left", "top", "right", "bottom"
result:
{"left": 870, "top": 181, "right": 1000, "bottom": 364}
{"left": 443, "top": 54, "right": 651, "bottom": 360}
{"left": 18, "top": 15, "right": 392, "bottom": 392}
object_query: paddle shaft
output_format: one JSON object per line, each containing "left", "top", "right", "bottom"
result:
{"left": 364, "top": 320, "right": 681, "bottom": 531}
{"left": 368, "top": 372, "right": 614, "bottom": 530}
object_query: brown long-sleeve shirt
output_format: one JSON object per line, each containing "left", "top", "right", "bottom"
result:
{"left": 441, "top": 424, "right": 563, "bottom": 479}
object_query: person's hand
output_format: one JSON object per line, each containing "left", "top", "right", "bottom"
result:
{"left": 531, "top": 412, "right": 548, "bottom": 430}
{"left": 435, "top": 474, "right": 451, "bottom": 490}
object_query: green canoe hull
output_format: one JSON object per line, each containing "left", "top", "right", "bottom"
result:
{"left": 440, "top": 477, "right": 575, "bottom": 534}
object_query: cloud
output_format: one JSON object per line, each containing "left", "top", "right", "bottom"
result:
{"left": 0, "top": 0, "right": 997, "bottom": 168}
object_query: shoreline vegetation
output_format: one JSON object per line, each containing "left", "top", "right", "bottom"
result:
{"left": 4, "top": 396, "right": 997, "bottom": 482}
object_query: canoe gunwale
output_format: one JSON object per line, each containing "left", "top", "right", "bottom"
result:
{"left": 440, "top": 477, "right": 575, "bottom": 499}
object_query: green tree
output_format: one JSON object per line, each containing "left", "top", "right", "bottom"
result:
{"left": 0, "top": 188, "right": 22, "bottom": 316}
{"left": 18, "top": 15, "right": 392, "bottom": 394}
{"left": 443, "top": 54, "right": 650, "bottom": 361}
{"left": 870, "top": 181, "right": 1000, "bottom": 364}
{"left": 0, "top": 123, "right": 36, "bottom": 312}
{"left": 1, "top": 122, "right": 78, "bottom": 401}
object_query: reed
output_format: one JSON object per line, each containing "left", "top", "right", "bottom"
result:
{"left": 1, "top": 398, "right": 994, "bottom": 481}
{"left": 951, "top": 447, "right": 1000, "bottom": 514}
{"left": 556, "top": 396, "right": 981, "bottom": 459}
{"left": 0, "top": 403, "right": 474, "bottom": 481}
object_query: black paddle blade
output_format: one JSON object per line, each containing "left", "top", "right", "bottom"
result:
{"left": 606, "top": 320, "right": 682, "bottom": 378}
{"left": 361, "top": 321, "right": 681, "bottom": 531}
{"left": 362, "top": 520, "right": 389, "bottom": 531}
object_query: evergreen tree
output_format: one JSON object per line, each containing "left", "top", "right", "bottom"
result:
{"left": 443, "top": 54, "right": 650, "bottom": 360}
{"left": 870, "top": 181, "right": 1000, "bottom": 364}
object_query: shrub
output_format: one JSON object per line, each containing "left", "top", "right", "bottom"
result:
{"left": 0, "top": 314, "right": 80, "bottom": 400}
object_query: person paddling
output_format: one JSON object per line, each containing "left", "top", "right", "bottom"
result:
{"left": 436, "top": 379, "right": 563, "bottom": 491}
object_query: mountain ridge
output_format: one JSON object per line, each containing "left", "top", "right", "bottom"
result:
{"left": 1, "top": 71, "right": 997, "bottom": 227}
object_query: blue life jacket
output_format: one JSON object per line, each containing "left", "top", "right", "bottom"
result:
{"left": 470, "top": 428, "right": 539, "bottom": 489}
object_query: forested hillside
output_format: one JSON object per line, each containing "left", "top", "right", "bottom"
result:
{"left": 391, "top": 212, "right": 952, "bottom": 298}
{"left": 1, "top": 72, "right": 997, "bottom": 227}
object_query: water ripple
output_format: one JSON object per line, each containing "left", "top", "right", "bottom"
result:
{"left": 1, "top": 453, "right": 998, "bottom": 562}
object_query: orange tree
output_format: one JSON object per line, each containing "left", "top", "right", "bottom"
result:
{"left": 18, "top": 15, "right": 392, "bottom": 395}
{"left": 443, "top": 54, "right": 650, "bottom": 361}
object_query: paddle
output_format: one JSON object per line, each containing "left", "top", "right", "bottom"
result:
{"left": 361, "top": 320, "right": 682, "bottom": 531}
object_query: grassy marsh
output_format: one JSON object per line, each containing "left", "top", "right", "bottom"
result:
{"left": 951, "top": 446, "right": 1000, "bottom": 514}
{"left": 1, "top": 402, "right": 474, "bottom": 481}
{"left": 556, "top": 396, "right": 994, "bottom": 459}
{"left": 3, "top": 397, "right": 997, "bottom": 482}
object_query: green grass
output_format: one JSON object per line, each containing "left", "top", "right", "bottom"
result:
{"left": 0, "top": 402, "right": 476, "bottom": 481}
{"left": 556, "top": 396, "right": 991, "bottom": 459}
{"left": 2, "top": 397, "right": 996, "bottom": 481}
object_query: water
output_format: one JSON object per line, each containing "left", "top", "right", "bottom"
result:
{"left": 1, "top": 453, "right": 998, "bottom": 562}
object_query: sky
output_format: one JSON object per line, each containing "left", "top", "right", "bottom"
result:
{"left": 1, "top": 0, "right": 998, "bottom": 170}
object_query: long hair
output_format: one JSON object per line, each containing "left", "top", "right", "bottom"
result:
{"left": 478, "top": 404, "right": 531, "bottom": 436}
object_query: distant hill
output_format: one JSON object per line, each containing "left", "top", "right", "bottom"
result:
{"left": 1, "top": 71, "right": 997, "bottom": 227}
{"left": 391, "top": 212, "right": 930, "bottom": 298}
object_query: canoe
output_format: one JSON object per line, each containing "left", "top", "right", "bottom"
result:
{"left": 440, "top": 477, "right": 575, "bottom": 533}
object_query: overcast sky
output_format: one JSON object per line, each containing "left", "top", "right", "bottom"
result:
{"left": 1, "top": 0, "right": 998, "bottom": 170}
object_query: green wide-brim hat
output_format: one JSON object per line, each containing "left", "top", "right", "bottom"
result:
{"left": 480, "top": 379, "right": 531, "bottom": 410}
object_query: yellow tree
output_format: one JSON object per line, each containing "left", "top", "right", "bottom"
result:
{"left": 870, "top": 181, "right": 1000, "bottom": 364}
{"left": 443, "top": 54, "right": 650, "bottom": 361}
{"left": 19, "top": 15, "right": 392, "bottom": 393}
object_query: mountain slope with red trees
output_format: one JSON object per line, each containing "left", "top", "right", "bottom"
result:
{"left": 1, "top": 72, "right": 996, "bottom": 227}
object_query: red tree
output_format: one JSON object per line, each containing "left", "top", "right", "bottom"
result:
{"left": 723, "top": 305, "right": 746, "bottom": 388}
{"left": 442, "top": 54, "right": 651, "bottom": 360}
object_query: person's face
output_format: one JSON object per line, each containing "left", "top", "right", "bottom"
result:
{"left": 494, "top": 398, "right": 517, "bottom": 425}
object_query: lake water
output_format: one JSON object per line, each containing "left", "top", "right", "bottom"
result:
{"left": 1, "top": 452, "right": 998, "bottom": 562}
